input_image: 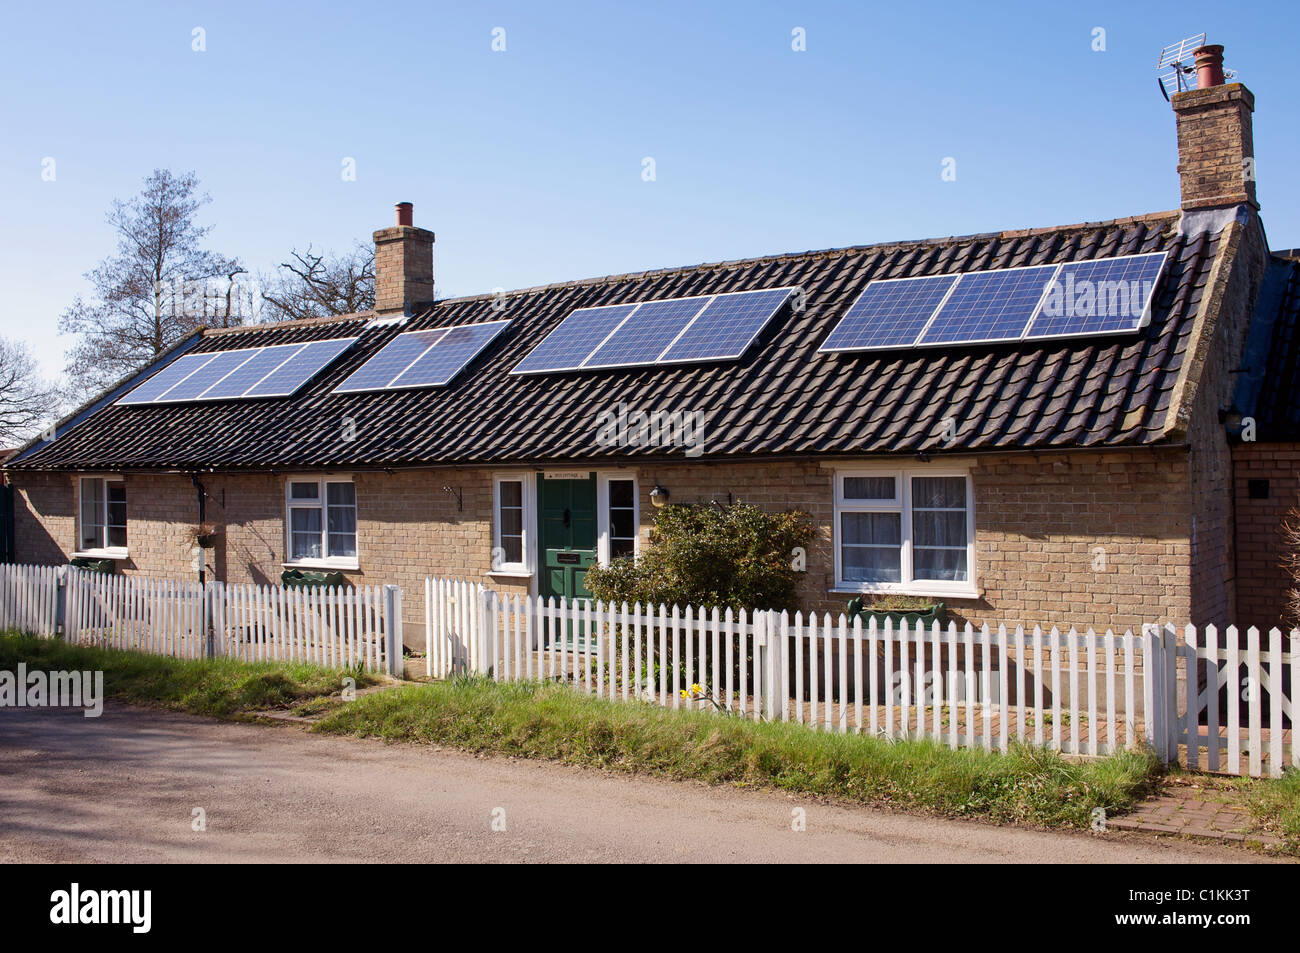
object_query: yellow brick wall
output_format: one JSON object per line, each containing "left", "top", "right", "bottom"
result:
{"left": 10, "top": 451, "right": 1204, "bottom": 643}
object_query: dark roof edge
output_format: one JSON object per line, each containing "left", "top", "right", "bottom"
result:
{"left": 5, "top": 440, "right": 1190, "bottom": 476}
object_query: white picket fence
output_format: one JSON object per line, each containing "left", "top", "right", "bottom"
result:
{"left": 0, "top": 564, "right": 401, "bottom": 673}
{"left": 425, "top": 578, "right": 1298, "bottom": 778}
{"left": 0, "top": 563, "right": 63, "bottom": 638}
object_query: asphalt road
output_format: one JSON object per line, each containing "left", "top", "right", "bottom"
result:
{"left": 0, "top": 704, "right": 1279, "bottom": 864}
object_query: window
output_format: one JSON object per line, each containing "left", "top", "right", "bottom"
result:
{"left": 78, "top": 477, "right": 127, "bottom": 554}
{"left": 285, "top": 477, "right": 357, "bottom": 566}
{"left": 596, "top": 472, "right": 639, "bottom": 565}
{"left": 833, "top": 469, "right": 975, "bottom": 596}
{"left": 492, "top": 474, "right": 534, "bottom": 575}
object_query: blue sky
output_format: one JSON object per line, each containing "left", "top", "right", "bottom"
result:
{"left": 2, "top": 0, "right": 1297, "bottom": 385}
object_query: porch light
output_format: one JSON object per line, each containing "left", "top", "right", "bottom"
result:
{"left": 650, "top": 484, "right": 670, "bottom": 508}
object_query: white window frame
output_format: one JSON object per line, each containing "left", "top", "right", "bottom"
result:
{"left": 490, "top": 472, "right": 536, "bottom": 578}
{"left": 282, "top": 475, "right": 359, "bottom": 570}
{"left": 831, "top": 466, "right": 978, "bottom": 598}
{"left": 596, "top": 470, "right": 640, "bottom": 565}
{"left": 74, "top": 474, "right": 128, "bottom": 559}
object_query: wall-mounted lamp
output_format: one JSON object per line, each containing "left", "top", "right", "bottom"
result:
{"left": 650, "top": 484, "right": 670, "bottom": 508}
{"left": 442, "top": 485, "right": 463, "bottom": 511}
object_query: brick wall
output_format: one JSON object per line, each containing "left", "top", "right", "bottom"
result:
{"left": 10, "top": 448, "right": 1209, "bottom": 645}
{"left": 1232, "top": 442, "right": 1299, "bottom": 630}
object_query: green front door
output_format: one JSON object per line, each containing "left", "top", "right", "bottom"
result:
{"left": 537, "top": 473, "right": 597, "bottom": 644}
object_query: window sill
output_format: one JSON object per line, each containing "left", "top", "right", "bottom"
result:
{"left": 283, "top": 559, "right": 360, "bottom": 572}
{"left": 830, "top": 585, "right": 980, "bottom": 601}
{"left": 487, "top": 569, "right": 533, "bottom": 580}
{"left": 72, "top": 549, "right": 129, "bottom": 561}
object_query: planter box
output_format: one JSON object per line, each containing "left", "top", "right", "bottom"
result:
{"left": 845, "top": 597, "right": 946, "bottom": 629}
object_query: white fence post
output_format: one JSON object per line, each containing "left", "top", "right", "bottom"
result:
{"left": 761, "top": 609, "right": 784, "bottom": 721}
{"left": 383, "top": 584, "right": 403, "bottom": 677}
{"left": 476, "top": 585, "right": 492, "bottom": 676}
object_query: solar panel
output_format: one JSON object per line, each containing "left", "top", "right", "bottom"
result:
{"left": 244, "top": 337, "right": 358, "bottom": 397}
{"left": 199, "top": 343, "right": 306, "bottom": 399}
{"left": 1024, "top": 252, "right": 1167, "bottom": 339}
{"left": 389, "top": 320, "right": 511, "bottom": 388}
{"left": 582, "top": 296, "right": 711, "bottom": 369}
{"left": 333, "top": 329, "right": 448, "bottom": 393}
{"left": 117, "top": 354, "right": 215, "bottom": 405}
{"left": 154, "top": 349, "right": 259, "bottom": 402}
{"left": 818, "top": 253, "right": 1168, "bottom": 355}
{"left": 818, "top": 275, "right": 958, "bottom": 352}
{"left": 660, "top": 287, "right": 796, "bottom": 364}
{"left": 511, "top": 304, "right": 636, "bottom": 375}
{"left": 917, "top": 264, "right": 1060, "bottom": 347}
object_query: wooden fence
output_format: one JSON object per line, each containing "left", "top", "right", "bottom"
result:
{"left": 0, "top": 563, "right": 62, "bottom": 638}
{"left": 0, "top": 564, "right": 401, "bottom": 673}
{"left": 425, "top": 579, "right": 1298, "bottom": 778}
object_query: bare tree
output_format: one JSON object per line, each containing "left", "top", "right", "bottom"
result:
{"left": 0, "top": 337, "right": 59, "bottom": 445}
{"left": 259, "top": 243, "right": 375, "bottom": 322}
{"left": 58, "top": 169, "right": 246, "bottom": 395}
{"left": 1282, "top": 505, "right": 1300, "bottom": 627}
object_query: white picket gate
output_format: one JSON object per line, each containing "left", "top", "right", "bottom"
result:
{"left": 1175, "top": 623, "right": 1299, "bottom": 777}
{"left": 423, "top": 578, "right": 1298, "bottom": 778}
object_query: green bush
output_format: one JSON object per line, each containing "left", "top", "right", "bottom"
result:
{"left": 584, "top": 501, "right": 813, "bottom": 614}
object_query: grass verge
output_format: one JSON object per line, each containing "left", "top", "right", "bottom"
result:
{"left": 1244, "top": 770, "right": 1300, "bottom": 849}
{"left": 0, "top": 632, "right": 378, "bottom": 718}
{"left": 316, "top": 676, "right": 1162, "bottom": 829}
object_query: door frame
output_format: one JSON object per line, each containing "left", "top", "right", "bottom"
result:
{"left": 488, "top": 468, "right": 642, "bottom": 599}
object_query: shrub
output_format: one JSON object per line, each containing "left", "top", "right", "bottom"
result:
{"left": 584, "top": 501, "right": 813, "bottom": 614}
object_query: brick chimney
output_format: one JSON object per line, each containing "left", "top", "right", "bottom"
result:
{"left": 373, "top": 202, "right": 434, "bottom": 314}
{"left": 1172, "top": 45, "right": 1259, "bottom": 211}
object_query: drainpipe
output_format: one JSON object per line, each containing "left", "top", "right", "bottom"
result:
{"left": 191, "top": 473, "right": 207, "bottom": 587}
{"left": 191, "top": 473, "right": 214, "bottom": 657}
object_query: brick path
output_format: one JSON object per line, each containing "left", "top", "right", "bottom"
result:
{"left": 1107, "top": 790, "right": 1282, "bottom": 846}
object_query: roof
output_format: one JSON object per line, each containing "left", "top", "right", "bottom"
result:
{"left": 1249, "top": 256, "right": 1300, "bottom": 439}
{"left": 9, "top": 209, "right": 1222, "bottom": 472}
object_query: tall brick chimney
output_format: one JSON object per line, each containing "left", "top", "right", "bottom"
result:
{"left": 1172, "top": 45, "right": 1259, "bottom": 211}
{"left": 373, "top": 202, "right": 434, "bottom": 314}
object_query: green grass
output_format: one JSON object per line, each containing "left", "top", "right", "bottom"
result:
{"left": 316, "top": 675, "right": 1162, "bottom": 829}
{"left": 1245, "top": 770, "right": 1300, "bottom": 848}
{"left": 0, "top": 632, "right": 379, "bottom": 717}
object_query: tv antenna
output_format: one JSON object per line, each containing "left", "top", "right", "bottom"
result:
{"left": 1157, "top": 33, "right": 1236, "bottom": 100}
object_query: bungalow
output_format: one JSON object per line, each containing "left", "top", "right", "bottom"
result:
{"left": 6, "top": 44, "right": 1297, "bottom": 648}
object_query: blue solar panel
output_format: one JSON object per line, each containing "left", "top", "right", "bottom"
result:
{"left": 199, "top": 343, "right": 306, "bottom": 399}
{"left": 243, "top": 337, "right": 358, "bottom": 397}
{"left": 333, "top": 330, "right": 446, "bottom": 393}
{"left": 918, "top": 264, "right": 1060, "bottom": 346}
{"left": 155, "top": 349, "right": 259, "bottom": 402}
{"left": 819, "top": 275, "right": 959, "bottom": 352}
{"left": 511, "top": 304, "right": 636, "bottom": 374}
{"left": 1024, "top": 252, "right": 1166, "bottom": 339}
{"left": 660, "top": 288, "right": 796, "bottom": 364}
{"left": 117, "top": 354, "right": 215, "bottom": 405}
{"left": 389, "top": 320, "right": 511, "bottom": 388}
{"left": 583, "top": 296, "right": 710, "bottom": 368}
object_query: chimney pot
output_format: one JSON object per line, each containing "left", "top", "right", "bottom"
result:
{"left": 1194, "top": 44, "right": 1226, "bottom": 89}
{"left": 395, "top": 201, "right": 414, "bottom": 227}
